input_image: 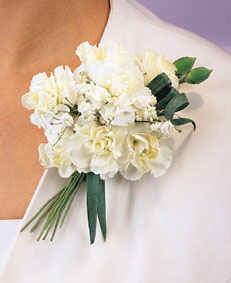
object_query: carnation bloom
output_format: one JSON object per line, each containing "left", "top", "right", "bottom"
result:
{"left": 76, "top": 41, "right": 146, "bottom": 99}
{"left": 76, "top": 41, "right": 132, "bottom": 65}
{"left": 38, "top": 128, "right": 75, "bottom": 178}
{"left": 135, "top": 49, "right": 179, "bottom": 88}
{"left": 121, "top": 123, "right": 172, "bottom": 181}
{"left": 21, "top": 65, "right": 77, "bottom": 112}
{"left": 67, "top": 121, "right": 127, "bottom": 179}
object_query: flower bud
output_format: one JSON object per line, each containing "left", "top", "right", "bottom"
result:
{"left": 184, "top": 67, "right": 213, "bottom": 84}
{"left": 174, "top": 57, "right": 196, "bottom": 77}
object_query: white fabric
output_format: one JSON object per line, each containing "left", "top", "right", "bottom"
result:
{"left": 0, "top": 220, "right": 22, "bottom": 276}
{"left": 1, "top": 0, "right": 231, "bottom": 282}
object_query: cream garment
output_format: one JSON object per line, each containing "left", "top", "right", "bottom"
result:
{"left": 1, "top": 0, "right": 231, "bottom": 282}
{"left": 0, "top": 220, "right": 22, "bottom": 276}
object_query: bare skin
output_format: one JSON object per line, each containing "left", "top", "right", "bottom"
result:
{"left": 0, "top": 0, "right": 110, "bottom": 219}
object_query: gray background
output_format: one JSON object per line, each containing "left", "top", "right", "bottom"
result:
{"left": 138, "top": 0, "right": 231, "bottom": 52}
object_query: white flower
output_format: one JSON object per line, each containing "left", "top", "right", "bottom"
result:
{"left": 142, "top": 105, "right": 157, "bottom": 121}
{"left": 135, "top": 49, "right": 179, "bottom": 88}
{"left": 53, "top": 65, "right": 77, "bottom": 105}
{"left": 76, "top": 42, "right": 99, "bottom": 64}
{"left": 132, "top": 86, "right": 156, "bottom": 109}
{"left": 150, "top": 121, "right": 174, "bottom": 137}
{"left": 109, "top": 62, "right": 144, "bottom": 97}
{"left": 160, "top": 121, "right": 175, "bottom": 137}
{"left": 120, "top": 123, "right": 172, "bottom": 181}
{"left": 99, "top": 103, "right": 116, "bottom": 123}
{"left": 30, "top": 110, "right": 62, "bottom": 142}
{"left": 21, "top": 65, "right": 77, "bottom": 113}
{"left": 60, "top": 113, "right": 74, "bottom": 128}
{"left": 30, "top": 110, "right": 74, "bottom": 143}
{"left": 76, "top": 41, "right": 132, "bottom": 65}
{"left": 99, "top": 103, "right": 136, "bottom": 127}
{"left": 22, "top": 73, "right": 58, "bottom": 112}
{"left": 38, "top": 128, "right": 75, "bottom": 178}
{"left": 79, "top": 60, "right": 144, "bottom": 98}
{"left": 30, "top": 110, "right": 53, "bottom": 129}
{"left": 76, "top": 82, "right": 112, "bottom": 108}
{"left": 76, "top": 42, "right": 145, "bottom": 99}
{"left": 111, "top": 105, "right": 135, "bottom": 126}
{"left": 78, "top": 101, "right": 91, "bottom": 113}
{"left": 67, "top": 122, "right": 126, "bottom": 179}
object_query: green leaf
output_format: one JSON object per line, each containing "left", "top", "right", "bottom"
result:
{"left": 174, "top": 57, "right": 196, "bottom": 77}
{"left": 183, "top": 67, "right": 213, "bottom": 84}
{"left": 147, "top": 73, "right": 172, "bottom": 97}
{"left": 164, "top": 93, "right": 189, "bottom": 120}
{"left": 86, "top": 172, "right": 106, "bottom": 244}
{"left": 155, "top": 87, "right": 180, "bottom": 111}
{"left": 96, "top": 178, "right": 106, "bottom": 241}
{"left": 86, "top": 173, "right": 97, "bottom": 244}
{"left": 171, "top": 117, "right": 196, "bottom": 131}
{"left": 155, "top": 85, "right": 173, "bottom": 102}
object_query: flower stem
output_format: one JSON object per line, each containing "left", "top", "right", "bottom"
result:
{"left": 20, "top": 171, "right": 85, "bottom": 241}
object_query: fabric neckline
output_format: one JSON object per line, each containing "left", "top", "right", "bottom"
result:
{"left": 99, "top": 0, "right": 114, "bottom": 44}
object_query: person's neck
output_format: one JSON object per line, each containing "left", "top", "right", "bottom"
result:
{"left": 0, "top": 0, "right": 110, "bottom": 78}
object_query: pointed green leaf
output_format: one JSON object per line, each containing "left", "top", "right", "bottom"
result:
{"left": 164, "top": 93, "right": 189, "bottom": 120}
{"left": 96, "top": 178, "right": 106, "bottom": 241}
{"left": 86, "top": 172, "right": 106, "bottom": 244}
{"left": 171, "top": 117, "right": 196, "bottom": 130}
{"left": 174, "top": 57, "right": 196, "bottom": 77}
{"left": 86, "top": 173, "right": 97, "bottom": 244}
{"left": 184, "top": 67, "right": 213, "bottom": 84}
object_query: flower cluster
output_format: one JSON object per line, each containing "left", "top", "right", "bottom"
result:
{"left": 22, "top": 41, "right": 178, "bottom": 181}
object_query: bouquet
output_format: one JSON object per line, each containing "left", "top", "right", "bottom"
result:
{"left": 20, "top": 41, "right": 212, "bottom": 244}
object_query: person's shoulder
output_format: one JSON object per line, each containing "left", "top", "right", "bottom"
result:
{"left": 113, "top": 0, "right": 231, "bottom": 60}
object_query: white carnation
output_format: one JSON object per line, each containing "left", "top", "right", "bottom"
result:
{"left": 21, "top": 65, "right": 77, "bottom": 113}
{"left": 76, "top": 41, "right": 132, "bottom": 65}
{"left": 67, "top": 122, "right": 126, "bottom": 179}
{"left": 120, "top": 123, "right": 172, "bottom": 181}
{"left": 109, "top": 62, "right": 144, "bottom": 97}
{"left": 135, "top": 49, "right": 179, "bottom": 88}
{"left": 53, "top": 65, "right": 77, "bottom": 105}
{"left": 111, "top": 106, "right": 135, "bottom": 126}
{"left": 38, "top": 128, "right": 75, "bottom": 178}
{"left": 30, "top": 110, "right": 53, "bottom": 129}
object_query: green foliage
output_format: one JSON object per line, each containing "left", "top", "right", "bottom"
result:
{"left": 183, "top": 67, "right": 213, "bottom": 84}
{"left": 171, "top": 117, "right": 196, "bottom": 130}
{"left": 174, "top": 56, "right": 196, "bottom": 77}
{"left": 20, "top": 172, "right": 85, "bottom": 241}
{"left": 147, "top": 73, "right": 196, "bottom": 131}
{"left": 86, "top": 172, "right": 106, "bottom": 244}
{"left": 147, "top": 73, "right": 172, "bottom": 98}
